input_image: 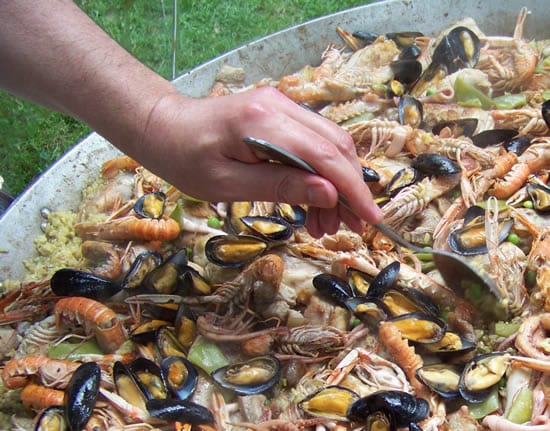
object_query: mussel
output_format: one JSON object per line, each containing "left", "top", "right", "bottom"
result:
{"left": 161, "top": 356, "right": 198, "bottom": 401}
{"left": 388, "top": 312, "right": 446, "bottom": 344}
{"left": 205, "top": 234, "right": 269, "bottom": 267}
{"left": 346, "top": 267, "right": 374, "bottom": 296}
{"left": 146, "top": 398, "right": 215, "bottom": 425}
{"left": 398, "top": 96, "right": 423, "bottom": 128}
{"left": 210, "top": 355, "right": 281, "bottom": 395}
{"left": 157, "top": 326, "right": 188, "bottom": 358}
{"left": 344, "top": 297, "right": 388, "bottom": 327}
{"left": 227, "top": 201, "right": 253, "bottom": 234}
{"left": 459, "top": 353, "right": 510, "bottom": 403}
{"left": 386, "top": 167, "right": 419, "bottom": 197}
{"left": 471, "top": 129, "right": 518, "bottom": 148}
{"left": 65, "top": 362, "right": 101, "bottom": 431}
{"left": 365, "top": 261, "right": 400, "bottom": 299}
{"left": 122, "top": 250, "right": 163, "bottom": 289}
{"left": 542, "top": 99, "right": 550, "bottom": 129}
{"left": 51, "top": 268, "right": 122, "bottom": 301}
{"left": 386, "top": 31, "right": 424, "bottom": 48}
{"left": 527, "top": 177, "right": 550, "bottom": 212}
{"left": 128, "top": 357, "right": 168, "bottom": 400}
{"left": 275, "top": 203, "right": 306, "bottom": 227}
{"left": 503, "top": 135, "right": 532, "bottom": 155}
{"left": 362, "top": 166, "right": 381, "bottom": 183}
{"left": 411, "top": 153, "right": 460, "bottom": 176}
{"left": 141, "top": 249, "right": 188, "bottom": 294}
{"left": 379, "top": 286, "right": 440, "bottom": 318}
{"left": 240, "top": 215, "right": 293, "bottom": 241}
{"left": 180, "top": 266, "right": 213, "bottom": 295}
{"left": 415, "top": 363, "right": 462, "bottom": 399}
{"left": 420, "top": 331, "right": 476, "bottom": 357}
{"left": 432, "top": 118, "right": 478, "bottom": 138}
{"left": 298, "top": 386, "right": 360, "bottom": 420}
{"left": 129, "top": 319, "right": 170, "bottom": 344}
{"left": 431, "top": 26, "right": 480, "bottom": 73}
{"left": 390, "top": 60, "right": 423, "bottom": 85}
{"left": 134, "top": 191, "right": 167, "bottom": 219}
{"left": 448, "top": 217, "right": 513, "bottom": 256}
{"left": 34, "top": 406, "right": 67, "bottom": 431}
{"left": 113, "top": 361, "right": 148, "bottom": 412}
{"left": 313, "top": 273, "right": 355, "bottom": 308}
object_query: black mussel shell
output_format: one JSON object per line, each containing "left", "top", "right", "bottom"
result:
{"left": 180, "top": 266, "right": 212, "bottom": 296}
{"left": 503, "top": 135, "right": 532, "bottom": 155}
{"left": 459, "top": 353, "right": 510, "bottom": 403}
{"left": 365, "top": 411, "right": 393, "bottom": 431}
{"left": 134, "top": 192, "right": 166, "bottom": 219}
{"left": 65, "top": 362, "right": 101, "bottom": 431}
{"left": 365, "top": 261, "right": 400, "bottom": 299}
{"left": 462, "top": 205, "right": 485, "bottom": 226}
{"left": 386, "top": 167, "right": 418, "bottom": 197}
{"left": 275, "top": 203, "right": 307, "bottom": 227}
{"left": 205, "top": 234, "right": 269, "bottom": 268}
{"left": 391, "top": 60, "right": 423, "bottom": 85}
{"left": 226, "top": 201, "right": 253, "bottom": 234}
{"left": 313, "top": 273, "right": 354, "bottom": 308}
{"left": 51, "top": 268, "right": 122, "bottom": 301}
{"left": 399, "top": 44, "right": 422, "bottom": 60}
{"left": 161, "top": 356, "right": 198, "bottom": 401}
{"left": 411, "top": 153, "right": 461, "bottom": 176}
{"left": 345, "top": 297, "right": 388, "bottom": 327}
{"left": 122, "top": 250, "right": 163, "bottom": 289}
{"left": 527, "top": 179, "right": 550, "bottom": 212}
{"left": 346, "top": 267, "right": 374, "bottom": 296}
{"left": 130, "top": 319, "right": 170, "bottom": 344}
{"left": 415, "top": 364, "right": 462, "bottom": 399}
{"left": 471, "top": 129, "right": 518, "bottom": 148}
{"left": 432, "top": 118, "right": 478, "bottom": 138}
{"left": 157, "top": 326, "right": 187, "bottom": 358}
{"left": 211, "top": 355, "right": 281, "bottom": 395}
{"left": 386, "top": 31, "right": 423, "bottom": 48}
{"left": 298, "top": 385, "right": 360, "bottom": 420}
{"left": 146, "top": 398, "right": 215, "bottom": 425}
{"left": 129, "top": 357, "right": 168, "bottom": 400}
{"left": 113, "top": 361, "right": 148, "bottom": 412}
{"left": 432, "top": 27, "right": 479, "bottom": 73}
{"left": 380, "top": 286, "right": 440, "bottom": 318}
{"left": 398, "top": 96, "right": 423, "bottom": 128}
{"left": 420, "top": 331, "right": 476, "bottom": 357}
{"left": 388, "top": 312, "right": 446, "bottom": 344}
{"left": 174, "top": 305, "right": 197, "bottom": 349}
{"left": 347, "top": 390, "right": 429, "bottom": 426}
{"left": 362, "top": 166, "right": 381, "bottom": 183}
{"left": 352, "top": 30, "right": 380, "bottom": 45}
{"left": 34, "top": 406, "right": 67, "bottom": 431}
{"left": 141, "top": 249, "right": 188, "bottom": 294}
{"left": 336, "top": 26, "right": 366, "bottom": 51}
{"left": 240, "top": 215, "right": 293, "bottom": 241}
{"left": 448, "top": 217, "right": 513, "bottom": 256}
{"left": 542, "top": 99, "right": 550, "bottom": 129}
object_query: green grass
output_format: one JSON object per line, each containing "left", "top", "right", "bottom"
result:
{"left": 0, "top": 0, "right": 368, "bottom": 197}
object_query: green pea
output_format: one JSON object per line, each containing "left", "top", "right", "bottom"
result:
{"left": 506, "top": 233, "right": 520, "bottom": 246}
{"left": 207, "top": 216, "right": 223, "bottom": 229}
{"left": 426, "top": 88, "right": 437, "bottom": 96}
{"left": 523, "top": 200, "right": 534, "bottom": 209}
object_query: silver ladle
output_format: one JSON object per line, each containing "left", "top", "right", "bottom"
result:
{"left": 244, "top": 136, "right": 497, "bottom": 295}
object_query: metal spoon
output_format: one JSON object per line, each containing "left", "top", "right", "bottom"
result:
{"left": 243, "top": 136, "right": 497, "bottom": 295}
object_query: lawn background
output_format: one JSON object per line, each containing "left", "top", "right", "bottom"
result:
{"left": 0, "top": 0, "right": 369, "bottom": 197}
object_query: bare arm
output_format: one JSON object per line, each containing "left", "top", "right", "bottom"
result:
{"left": 0, "top": 0, "right": 382, "bottom": 236}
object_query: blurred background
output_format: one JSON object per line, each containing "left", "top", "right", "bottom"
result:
{"left": 0, "top": 0, "right": 369, "bottom": 198}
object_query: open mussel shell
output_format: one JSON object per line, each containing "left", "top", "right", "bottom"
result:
{"left": 415, "top": 364, "right": 462, "bottom": 399}
{"left": 129, "top": 357, "right": 168, "bottom": 400}
{"left": 448, "top": 217, "right": 513, "bottom": 256}
{"left": 114, "top": 361, "right": 148, "bottom": 412}
{"left": 503, "top": 135, "right": 532, "bottom": 155}
{"left": 398, "top": 96, "right": 423, "bottom": 128}
{"left": 174, "top": 305, "right": 197, "bottom": 349}
{"left": 345, "top": 297, "right": 388, "bottom": 327}
{"left": 527, "top": 179, "right": 550, "bottom": 212}
{"left": 146, "top": 398, "right": 215, "bottom": 425}
{"left": 420, "top": 331, "right": 476, "bottom": 357}
{"left": 157, "top": 326, "right": 188, "bottom": 358}
{"left": 227, "top": 201, "right": 253, "bottom": 234}
{"left": 471, "top": 129, "right": 518, "bottom": 148}
{"left": 51, "top": 268, "right": 122, "bottom": 301}
{"left": 543, "top": 99, "right": 550, "bottom": 129}
{"left": 362, "top": 166, "right": 381, "bottom": 183}
{"left": 298, "top": 386, "right": 360, "bottom": 420}
{"left": 210, "top": 355, "right": 281, "bottom": 395}
{"left": 275, "top": 203, "right": 306, "bottom": 227}
{"left": 388, "top": 312, "right": 446, "bottom": 344}
{"left": 462, "top": 205, "right": 485, "bottom": 226}
{"left": 129, "top": 319, "right": 170, "bottom": 344}
{"left": 205, "top": 234, "right": 269, "bottom": 268}
{"left": 65, "top": 362, "right": 101, "bottom": 431}
{"left": 34, "top": 406, "right": 67, "bottom": 431}
{"left": 391, "top": 59, "right": 422, "bottom": 85}
{"left": 134, "top": 191, "right": 166, "bottom": 219}
{"left": 122, "top": 250, "right": 163, "bottom": 289}
{"left": 240, "top": 215, "right": 293, "bottom": 241}
{"left": 386, "top": 31, "right": 423, "bottom": 48}
{"left": 365, "top": 261, "right": 400, "bottom": 299}
{"left": 379, "top": 286, "right": 440, "bottom": 318}
{"left": 180, "top": 266, "right": 212, "bottom": 295}
{"left": 346, "top": 267, "right": 373, "bottom": 296}
{"left": 432, "top": 118, "right": 478, "bottom": 138}
{"left": 313, "top": 273, "right": 354, "bottom": 308}
{"left": 141, "top": 249, "right": 188, "bottom": 294}
{"left": 399, "top": 43, "right": 422, "bottom": 60}
{"left": 386, "top": 167, "right": 418, "bottom": 197}
{"left": 347, "top": 390, "right": 429, "bottom": 427}
{"left": 432, "top": 26, "right": 479, "bottom": 73}
{"left": 459, "top": 353, "right": 510, "bottom": 403}
{"left": 411, "top": 153, "right": 460, "bottom": 176}
{"left": 161, "top": 356, "right": 198, "bottom": 401}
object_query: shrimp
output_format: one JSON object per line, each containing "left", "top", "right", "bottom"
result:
{"left": 102, "top": 156, "right": 140, "bottom": 179}
{"left": 1, "top": 356, "right": 79, "bottom": 389}
{"left": 346, "top": 119, "right": 413, "bottom": 157}
{"left": 54, "top": 297, "right": 126, "bottom": 353}
{"left": 75, "top": 215, "right": 181, "bottom": 241}
{"left": 515, "top": 313, "right": 550, "bottom": 360}
{"left": 81, "top": 240, "right": 122, "bottom": 280}
{"left": 20, "top": 383, "right": 65, "bottom": 410}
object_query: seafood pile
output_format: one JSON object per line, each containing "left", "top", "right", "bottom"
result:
{"left": 1, "top": 7, "right": 550, "bottom": 431}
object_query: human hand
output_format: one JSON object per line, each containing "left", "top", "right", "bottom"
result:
{"left": 137, "top": 86, "right": 383, "bottom": 237}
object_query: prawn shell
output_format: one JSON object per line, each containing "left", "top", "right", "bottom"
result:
{"left": 146, "top": 398, "right": 215, "bottom": 425}
{"left": 298, "top": 385, "right": 360, "bottom": 420}
{"left": 210, "top": 355, "right": 281, "bottom": 395}
{"left": 205, "top": 234, "right": 269, "bottom": 268}
{"left": 50, "top": 268, "right": 122, "bottom": 301}
{"left": 34, "top": 406, "right": 67, "bottom": 431}
{"left": 161, "top": 356, "right": 198, "bottom": 401}
{"left": 65, "top": 362, "right": 101, "bottom": 431}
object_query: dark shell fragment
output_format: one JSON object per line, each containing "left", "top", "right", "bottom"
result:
{"left": 471, "top": 129, "right": 517, "bottom": 148}
{"left": 141, "top": 249, "right": 188, "bottom": 294}
{"left": 542, "top": 99, "right": 550, "bottom": 129}
{"left": 432, "top": 118, "right": 478, "bottom": 137}
{"left": 362, "top": 166, "right": 381, "bottom": 183}
{"left": 391, "top": 60, "right": 423, "bottom": 85}
{"left": 51, "top": 268, "right": 122, "bottom": 301}
{"left": 365, "top": 261, "right": 400, "bottom": 299}
{"left": 411, "top": 153, "right": 461, "bottom": 176}
{"left": 146, "top": 398, "right": 215, "bottom": 425}
{"left": 65, "top": 362, "right": 101, "bottom": 431}
{"left": 503, "top": 135, "right": 532, "bottom": 155}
